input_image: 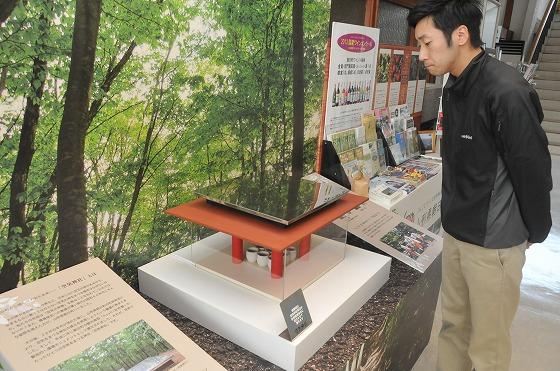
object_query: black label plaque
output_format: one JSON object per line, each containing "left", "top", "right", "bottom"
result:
{"left": 280, "top": 289, "right": 312, "bottom": 341}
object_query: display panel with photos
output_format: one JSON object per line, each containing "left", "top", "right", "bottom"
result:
{"left": 380, "top": 222, "right": 435, "bottom": 261}
{"left": 0, "top": 259, "right": 225, "bottom": 371}
{"left": 335, "top": 201, "right": 442, "bottom": 273}
{"left": 322, "top": 39, "right": 427, "bottom": 185}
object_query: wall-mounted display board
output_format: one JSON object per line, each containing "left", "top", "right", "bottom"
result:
{"left": 318, "top": 36, "right": 428, "bottom": 174}
{"left": 373, "top": 44, "right": 426, "bottom": 117}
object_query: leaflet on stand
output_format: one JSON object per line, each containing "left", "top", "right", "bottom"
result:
{"left": 335, "top": 201, "right": 442, "bottom": 273}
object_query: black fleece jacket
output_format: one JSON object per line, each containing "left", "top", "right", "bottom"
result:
{"left": 441, "top": 50, "right": 552, "bottom": 247}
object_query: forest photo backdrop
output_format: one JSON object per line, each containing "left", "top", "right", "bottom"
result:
{"left": 0, "top": 0, "right": 331, "bottom": 291}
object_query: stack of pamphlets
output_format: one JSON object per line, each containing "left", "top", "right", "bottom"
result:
{"left": 368, "top": 157, "right": 442, "bottom": 207}
{"left": 398, "top": 158, "right": 441, "bottom": 180}
{"left": 369, "top": 176, "right": 407, "bottom": 207}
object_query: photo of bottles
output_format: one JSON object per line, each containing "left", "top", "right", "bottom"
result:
{"left": 331, "top": 80, "right": 372, "bottom": 107}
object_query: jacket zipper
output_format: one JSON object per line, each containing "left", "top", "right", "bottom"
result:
{"left": 496, "top": 119, "right": 504, "bottom": 156}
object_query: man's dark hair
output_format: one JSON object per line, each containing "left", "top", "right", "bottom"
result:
{"left": 407, "top": 0, "right": 483, "bottom": 48}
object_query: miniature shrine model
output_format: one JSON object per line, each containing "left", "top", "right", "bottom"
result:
{"left": 165, "top": 194, "right": 359, "bottom": 278}
{"left": 138, "top": 173, "right": 392, "bottom": 370}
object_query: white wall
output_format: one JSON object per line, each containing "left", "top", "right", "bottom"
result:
{"left": 521, "top": 0, "right": 549, "bottom": 43}
{"left": 509, "top": 0, "right": 530, "bottom": 39}
{"left": 482, "top": 1, "right": 500, "bottom": 47}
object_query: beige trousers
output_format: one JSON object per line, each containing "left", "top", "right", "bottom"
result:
{"left": 437, "top": 231, "right": 527, "bottom": 371}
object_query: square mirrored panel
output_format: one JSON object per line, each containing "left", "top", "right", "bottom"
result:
{"left": 196, "top": 172, "right": 349, "bottom": 225}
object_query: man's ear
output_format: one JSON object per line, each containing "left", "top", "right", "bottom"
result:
{"left": 453, "top": 25, "right": 470, "bottom": 46}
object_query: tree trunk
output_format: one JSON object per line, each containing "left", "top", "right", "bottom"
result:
{"left": 87, "top": 41, "right": 137, "bottom": 128}
{"left": 260, "top": 85, "right": 269, "bottom": 186}
{"left": 291, "top": 0, "right": 305, "bottom": 179}
{"left": 0, "top": 57, "right": 47, "bottom": 293}
{"left": 20, "top": 262, "right": 25, "bottom": 285}
{"left": 110, "top": 214, "right": 121, "bottom": 255}
{"left": 0, "top": 0, "right": 19, "bottom": 25}
{"left": 27, "top": 39, "right": 132, "bottom": 271}
{"left": 0, "top": 67, "right": 7, "bottom": 97}
{"left": 111, "top": 41, "right": 173, "bottom": 270}
{"left": 92, "top": 212, "right": 99, "bottom": 248}
{"left": 111, "top": 144, "right": 148, "bottom": 271}
{"left": 280, "top": 62, "right": 289, "bottom": 178}
{"left": 251, "top": 139, "right": 258, "bottom": 180}
{"left": 38, "top": 228, "right": 58, "bottom": 278}
{"left": 57, "top": 0, "right": 102, "bottom": 270}
{"left": 238, "top": 119, "right": 246, "bottom": 176}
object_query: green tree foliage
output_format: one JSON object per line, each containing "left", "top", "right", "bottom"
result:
{"left": 0, "top": 0, "right": 331, "bottom": 288}
{"left": 0, "top": 0, "right": 73, "bottom": 291}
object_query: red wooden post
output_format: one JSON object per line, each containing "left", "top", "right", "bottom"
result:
{"left": 271, "top": 250, "right": 284, "bottom": 279}
{"left": 232, "top": 236, "right": 243, "bottom": 264}
{"left": 299, "top": 235, "right": 311, "bottom": 257}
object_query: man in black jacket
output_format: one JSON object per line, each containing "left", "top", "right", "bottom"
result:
{"left": 408, "top": 1, "right": 552, "bottom": 370}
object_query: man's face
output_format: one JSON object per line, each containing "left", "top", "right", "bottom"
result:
{"left": 415, "top": 17, "right": 458, "bottom": 76}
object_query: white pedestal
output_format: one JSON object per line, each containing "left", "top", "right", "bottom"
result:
{"left": 138, "top": 234, "right": 391, "bottom": 371}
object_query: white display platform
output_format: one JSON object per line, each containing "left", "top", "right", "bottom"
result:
{"left": 139, "top": 233, "right": 391, "bottom": 371}
{"left": 173, "top": 233, "right": 346, "bottom": 300}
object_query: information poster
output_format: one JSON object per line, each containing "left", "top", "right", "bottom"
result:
{"left": 387, "top": 49, "right": 404, "bottom": 107}
{"left": 325, "top": 22, "right": 380, "bottom": 137}
{"left": 335, "top": 201, "right": 442, "bottom": 273}
{"left": 406, "top": 51, "right": 420, "bottom": 114}
{"left": 0, "top": 259, "right": 225, "bottom": 371}
{"left": 373, "top": 48, "right": 391, "bottom": 109}
{"left": 398, "top": 50, "right": 411, "bottom": 105}
{"left": 414, "top": 63, "right": 427, "bottom": 113}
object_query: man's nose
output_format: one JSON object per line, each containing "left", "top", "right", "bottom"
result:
{"left": 419, "top": 47, "right": 428, "bottom": 61}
